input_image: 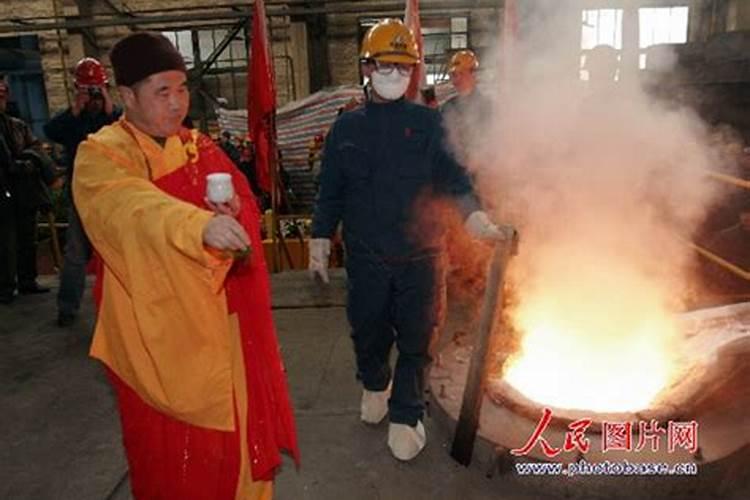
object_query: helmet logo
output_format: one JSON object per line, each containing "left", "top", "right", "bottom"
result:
{"left": 391, "top": 33, "right": 407, "bottom": 51}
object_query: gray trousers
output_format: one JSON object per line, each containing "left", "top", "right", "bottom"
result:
{"left": 57, "top": 206, "right": 91, "bottom": 315}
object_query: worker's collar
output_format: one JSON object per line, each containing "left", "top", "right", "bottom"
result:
{"left": 366, "top": 96, "right": 406, "bottom": 108}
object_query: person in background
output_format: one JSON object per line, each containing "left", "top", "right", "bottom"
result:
{"left": 219, "top": 130, "right": 242, "bottom": 167}
{"left": 441, "top": 50, "right": 487, "bottom": 112}
{"left": 308, "top": 133, "right": 325, "bottom": 187}
{"left": 309, "top": 19, "right": 515, "bottom": 462}
{"left": 45, "top": 57, "right": 121, "bottom": 326}
{"left": 584, "top": 44, "right": 619, "bottom": 94}
{"left": 440, "top": 50, "right": 493, "bottom": 165}
{"left": 73, "top": 32, "right": 298, "bottom": 498}
{"left": 0, "top": 75, "right": 59, "bottom": 304}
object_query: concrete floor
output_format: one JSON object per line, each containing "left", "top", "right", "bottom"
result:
{"left": 1, "top": 271, "right": 748, "bottom": 500}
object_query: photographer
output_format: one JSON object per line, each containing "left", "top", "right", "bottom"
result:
{"left": 44, "top": 57, "right": 120, "bottom": 325}
{"left": 0, "top": 76, "right": 59, "bottom": 304}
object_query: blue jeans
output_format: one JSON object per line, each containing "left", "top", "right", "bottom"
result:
{"left": 57, "top": 206, "right": 91, "bottom": 315}
{"left": 346, "top": 253, "right": 444, "bottom": 426}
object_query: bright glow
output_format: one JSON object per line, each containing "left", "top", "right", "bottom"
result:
{"left": 503, "top": 247, "right": 680, "bottom": 413}
{"left": 639, "top": 7, "right": 689, "bottom": 49}
{"left": 639, "top": 7, "right": 689, "bottom": 69}
{"left": 580, "top": 9, "right": 623, "bottom": 80}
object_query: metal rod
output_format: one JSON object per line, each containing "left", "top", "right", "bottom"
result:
{"left": 690, "top": 241, "right": 750, "bottom": 281}
{"left": 705, "top": 170, "right": 750, "bottom": 190}
{"left": 451, "top": 242, "right": 511, "bottom": 466}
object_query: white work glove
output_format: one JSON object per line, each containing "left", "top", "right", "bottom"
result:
{"left": 308, "top": 238, "right": 331, "bottom": 284}
{"left": 464, "top": 211, "right": 516, "bottom": 242}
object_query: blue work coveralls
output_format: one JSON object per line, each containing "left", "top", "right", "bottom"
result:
{"left": 312, "top": 98, "right": 480, "bottom": 426}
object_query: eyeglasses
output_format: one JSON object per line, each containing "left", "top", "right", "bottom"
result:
{"left": 374, "top": 60, "right": 414, "bottom": 77}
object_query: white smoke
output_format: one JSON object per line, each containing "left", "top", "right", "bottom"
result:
{"left": 444, "top": 0, "right": 737, "bottom": 311}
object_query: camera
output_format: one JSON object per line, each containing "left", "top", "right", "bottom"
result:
{"left": 87, "top": 86, "right": 103, "bottom": 98}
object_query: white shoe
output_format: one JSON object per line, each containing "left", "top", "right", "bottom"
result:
{"left": 388, "top": 421, "right": 426, "bottom": 461}
{"left": 360, "top": 385, "right": 390, "bottom": 424}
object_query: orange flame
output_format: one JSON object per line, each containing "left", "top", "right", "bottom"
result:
{"left": 502, "top": 247, "right": 680, "bottom": 413}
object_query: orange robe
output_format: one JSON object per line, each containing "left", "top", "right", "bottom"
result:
{"left": 73, "top": 118, "right": 298, "bottom": 499}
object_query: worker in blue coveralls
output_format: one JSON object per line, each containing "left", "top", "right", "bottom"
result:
{"left": 44, "top": 57, "right": 121, "bottom": 327}
{"left": 308, "top": 19, "right": 516, "bottom": 461}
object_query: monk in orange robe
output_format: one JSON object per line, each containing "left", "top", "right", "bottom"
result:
{"left": 73, "top": 32, "right": 299, "bottom": 499}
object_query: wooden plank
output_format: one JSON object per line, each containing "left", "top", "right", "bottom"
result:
{"left": 450, "top": 242, "right": 511, "bottom": 466}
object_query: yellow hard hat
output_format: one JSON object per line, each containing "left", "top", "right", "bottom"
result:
{"left": 360, "top": 19, "right": 420, "bottom": 64}
{"left": 449, "top": 50, "right": 479, "bottom": 75}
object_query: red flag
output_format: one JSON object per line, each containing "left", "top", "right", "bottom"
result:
{"left": 404, "top": 0, "right": 426, "bottom": 102}
{"left": 247, "top": 0, "right": 276, "bottom": 193}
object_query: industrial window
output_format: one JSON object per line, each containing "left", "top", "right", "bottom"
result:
{"left": 162, "top": 29, "right": 249, "bottom": 70}
{"left": 581, "top": 9, "right": 623, "bottom": 51}
{"left": 579, "top": 7, "right": 689, "bottom": 78}
{"left": 162, "top": 30, "right": 194, "bottom": 68}
{"left": 638, "top": 6, "right": 689, "bottom": 68}
{"left": 162, "top": 29, "right": 250, "bottom": 109}
{"left": 0, "top": 34, "right": 49, "bottom": 137}
{"left": 580, "top": 8, "right": 623, "bottom": 81}
{"left": 197, "top": 29, "right": 248, "bottom": 69}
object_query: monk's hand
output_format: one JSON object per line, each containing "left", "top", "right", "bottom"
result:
{"left": 203, "top": 214, "right": 250, "bottom": 252}
{"left": 205, "top": 195, "right": 241, "bottom": 218}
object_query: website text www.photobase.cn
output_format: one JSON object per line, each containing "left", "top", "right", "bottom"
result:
{"left": 511, "top": 407, "right": 700, "bottom": 458}
{"left": 514, "top": 459, "right": 698, "bottom": 477}
{"left": 509, "top": 407, "right": 700, "bottom": 477}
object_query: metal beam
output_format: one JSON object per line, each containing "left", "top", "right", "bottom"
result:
{"left": 191, "top": 18, "right": 248, "bottom": 80}
{"left": 0, "top": 1, "right": 501, "bottom": 34}
{"left": 6, "top": 0, "right": 446, "bottom": 21}
{"left": 101, "top": 0, "right": 136, "bottom": 18}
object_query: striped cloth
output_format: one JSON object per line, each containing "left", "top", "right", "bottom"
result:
{"left": 216, "top": 83, "right": 457, "bottom": 173}
{"left": 217, "top": 85, "right": 364, "bottom": 172}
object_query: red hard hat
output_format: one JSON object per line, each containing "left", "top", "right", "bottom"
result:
{"left": 74, "top": 57, "right": 108, "bottom": 86}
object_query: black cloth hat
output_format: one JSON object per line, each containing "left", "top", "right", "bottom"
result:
{"left": 110, "top": 32, "right": 187, "bottom": 87}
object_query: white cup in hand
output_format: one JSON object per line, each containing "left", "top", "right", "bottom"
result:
{"left": 206, "top": 173, "right": 234, "bottom": 204}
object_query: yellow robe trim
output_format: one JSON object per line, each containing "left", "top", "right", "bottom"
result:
{"left": 73, "top": 118, "right": 237, "bottom": 430}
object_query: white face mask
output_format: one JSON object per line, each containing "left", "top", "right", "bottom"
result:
{"left": 370, "top": 69, "right": 411, "bottom": 101}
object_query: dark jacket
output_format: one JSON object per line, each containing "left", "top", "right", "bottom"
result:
{"left": 44, "top": 107, "right": 121, "bottom": 173}
{"left": 312, "top": 98, "right": 479, "bottom": 259}
{"left": 0, "top": 112, "right": 56, "bottom": 209}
